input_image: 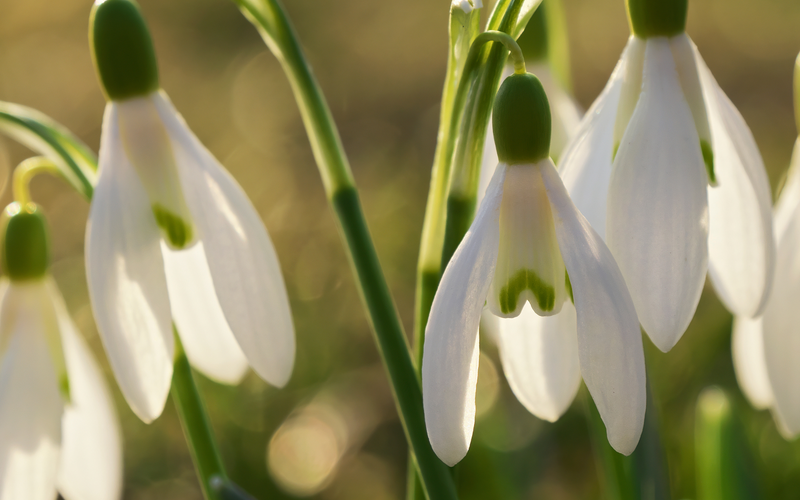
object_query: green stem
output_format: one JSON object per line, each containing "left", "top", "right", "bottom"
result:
{"left": 12, "top": 157, "right": 63, "bottom": 206}
{"left": 233, "top": 1, "right": 459, "bottom": 498}
{"left": 171, "top": 331, "right": 227, "bottom": 500}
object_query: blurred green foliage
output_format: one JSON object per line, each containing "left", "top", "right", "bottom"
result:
{"left": 2, "top": 0, "right": 800, "bottom": 498}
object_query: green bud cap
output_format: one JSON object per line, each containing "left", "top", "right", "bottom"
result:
{"left": 517, "top": 3, "right": 548, "bottom": 63}
{"left": 492, "top": 73, "right": 551, "bottom": 164}
{"left": 2, "top": 203, "right": 50, "bottom": 281}
{"left": 90, "top": 0, "right": 159, "bottom": 101}
{"left": 626, "top": 0, "right": 687, "bottom": 38}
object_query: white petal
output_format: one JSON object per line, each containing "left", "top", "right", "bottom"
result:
{"left": 612, "top": 36, "right": 647, "bottom": 153}
{"left": 541, "top": 159, "right": 646, "bottom": 455}
{"left": 86, "top": 103, "right": 174, "bottom": 423}
{"left": 670, "top": 34, "right": 713, "bottom": 156}
{"left": 163, "top": 242, "right": 249, "bottom": 385}
{"left": 761, "top": 205, "right": 800, "bottom": 438}
{"left": 0, "top": 285, "right": 63, "bottom": 500}
{"left": 494, "top": 302, "right": 581, "bottom": 422}
{"left": 151, "top": 92, "right": 295, "bottom": 388}
{"left": 774, "top": 139, "right": 800, "bottom": 239}
{"left": 421, "top": 164, "right": 506, "bottom": 466}
{"left": 54, "top": 283, "right": 123, "bottom": 500}
{"left": 606, "top": 37, "right": 709, "bottom": 352}
{"left": 558, "top": 45, "right": 626, "bottom": 239}
{"left": 696, "top": 50, "right": 775, "bottom": 317}
{"left": 731, "top": 315, "right": 773, "bottom": 410}
{"left": 488, "top": 164, "right": 567, "bottom": 318}
{"left": 117, "top": 95, "right": 194, "bottom": 247}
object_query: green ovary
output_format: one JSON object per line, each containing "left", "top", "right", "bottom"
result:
{"left": 153, "top": 204, "right": 193, "bottom": 249}
{"left": 498, "top": 268, "right": 556, "bottom": 314}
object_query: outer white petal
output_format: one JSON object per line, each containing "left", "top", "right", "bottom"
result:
{"left": 53, "top": 282, "right": 123, "bottom": 500}
{"left": 0, "top": 284, "right": 63, "bottom": 500}
{"left": 612, "top": 36, "right": 647, "bottom": 154}
{"left": 86, "top": 103, "right": 174, "bottom": 423}
{"left": 774, "top": 140, "right": 800, "bottom": 239}
{"left": 606, "top": 38, "right": 709, "bottom": 352}
{"left": 696, "top": 49, "right": 775, "bottom": 317}
{"left": 163, "top": 243, "right": 249, "bottom": 385}
{"left": 151, "top": 92, "right": 295, "bottom": 388}
{"left": 731, "top": 316, "right": 773, "bottom": 410}
{"left": 761, "top": 204, "right": 800, "bottom": 438}
{"left": 541, "top": 159, "right": 646, "bottom": 455}
{"left": 495, "top": 302, "right": 580, "bottom": 422}
{"left": 558, "top": 45, "right": 626, "bottom": 239}
{"left": 421, "top": 164, "right": 506, "bottom": 466}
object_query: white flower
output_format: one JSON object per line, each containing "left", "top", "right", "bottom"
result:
{"left": 86, "top": 90, "right": 295, "bottom": 422}
{"left": 558, "top": 33, "right": 774, "bottom": 351}
{"left": 0, "top": 205, "right": 122, "bottom": 500}
{"left": 422, "top": 73, "right": 645, "bottom": 465}
{"left": 732, "top": 139, "right": 800, "bottom": 439}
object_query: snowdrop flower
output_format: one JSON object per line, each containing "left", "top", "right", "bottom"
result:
{"left": 422, "top": 72, "right": 645, "bottom": 466}
{"left": 732, "top": 55, "right": 800, "bottom": 437}
{"left": 557, "top": 0, "right": 774, "bottom": 351}
{"left": 87, "top": 0, "right": 295, "bottom": 422}
{"left": 0, "top": 202, "right": 122, "bottom": 500}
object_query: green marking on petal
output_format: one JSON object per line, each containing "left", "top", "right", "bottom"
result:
{"left": 701, "top": 139, "right": 715, "bottom": 184}
{"left": 612, "top": 143, "right": 620, "bottom": 162}
{"left": 59, "top": 373, "right": 71, "bottom": 403}
{"left": 499, "top": 268, "right": 556, "bottom": 314}
{"left": 153, "top": 204, "right": 192, "bottom": 249}
{"left": 565, "top": 270, "right": 573, "bottom": 304}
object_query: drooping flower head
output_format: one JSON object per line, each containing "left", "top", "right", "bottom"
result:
{"left": 557, "top": 0, "right": 774, "bottom": 351}
{"left": 0, "top": 202, "right": 122, "bottom": 500}
{"left": 88, "top": 0, "right": 295, "bottom": 422}
{"left": 422, "top": 71, "right": 645, "bottom": 466}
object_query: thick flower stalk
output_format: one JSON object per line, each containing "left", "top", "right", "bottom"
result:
{"left": 557, "top": 0, "right": 774, "bottom": 351}
{"left": 88, "top": 0, "right": 295, "bottom": 422}
{"left": 732, "top": 54, "right": 800, "bottom": 438}
{"left": 0, "top": 201, "right": 122, "bottom": 500}
{"left": 422, "top": 71, "right": 645, "bottom": 466}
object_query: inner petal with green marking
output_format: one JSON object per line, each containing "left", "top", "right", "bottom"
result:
{"left": 488, "top": 163, "right": 567, "bottom": 318}
{"left": 117, "top": 95, "right": 195, "bottom": 249}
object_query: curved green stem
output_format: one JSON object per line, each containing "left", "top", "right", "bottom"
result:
{"left": 12, "top": 157, "right": 62, "bottom": 206}
{"left": 233, "top": 1, "right": 459, "bottom": 498}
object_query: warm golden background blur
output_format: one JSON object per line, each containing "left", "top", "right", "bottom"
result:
{"left": 2, "top": 0, "right": 800, "bottom": 498}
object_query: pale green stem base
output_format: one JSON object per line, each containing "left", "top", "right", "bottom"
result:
{"left": 171, "top": 331, "right": 227, "bottom": 500}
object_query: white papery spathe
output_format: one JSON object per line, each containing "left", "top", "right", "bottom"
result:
{"left": 422, "top": 160, "right": 645, "bottom": 466}
{"left": 558, "top": 33, "right": 774, "bottom": 351}
{"left": 732, "top": 140, "right": 800, "bottom": 439}
{"left": 0, "top": 278, "right": 122, "bottom": 500}
{"left": 86, "top": 90, "right": 295, "bottom": 423}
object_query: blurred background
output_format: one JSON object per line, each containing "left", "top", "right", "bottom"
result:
{"left": 1, "top": 0, "right": 800, "bottom": 498}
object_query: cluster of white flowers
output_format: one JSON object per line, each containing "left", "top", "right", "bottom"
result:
{"left": 422, "top": 0, "right": 784, "bottom": 468}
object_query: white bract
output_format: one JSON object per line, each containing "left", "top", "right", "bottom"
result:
{"left": 0, "top": 277, "right": 122, "bottom": 500}
{"left": 733, "top": 139, "right": 800, "bottom": 439}
{"left": 86, "top": 90, "right": 295, "bottom": 422}
{"left": 558, "top": 33, "right": 774, "bottom": 351}
{"left": 422, "top": 158, "right": 645, "bottom": 466}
